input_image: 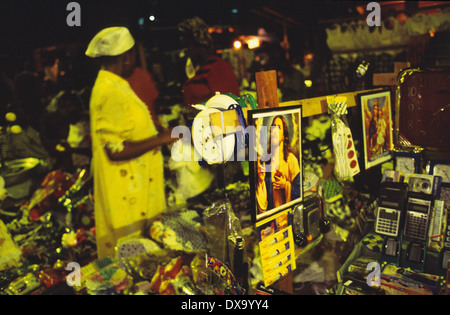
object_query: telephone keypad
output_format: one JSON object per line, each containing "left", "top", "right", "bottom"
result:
{"left": 376, "top": 207, "right": 401, "bottom": 237}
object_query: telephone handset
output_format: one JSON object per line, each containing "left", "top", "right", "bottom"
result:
{"left": 375, "top": 182, "right": 408, "bottom": 237}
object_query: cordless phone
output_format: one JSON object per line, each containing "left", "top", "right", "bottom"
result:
{"left": 375, "top": 182, "right": 408, "bottom": 266}
{"left": 439, "top": 186, "right": 450, "bottom": 270}
{"left": 292, "top": 193, "right": 329, "bottom": 248}
{"left": 402, "top": 191, "right": 434, "bottom": 271}
{"left": 403, "top": 192, "right": 433, "bottom": 241}
{"left": 375, "top": 182, "right": 408, "bottom": 237}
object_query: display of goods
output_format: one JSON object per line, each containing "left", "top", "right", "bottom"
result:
{"left": 149, "top": 210, "right": 207, "bottom": 252}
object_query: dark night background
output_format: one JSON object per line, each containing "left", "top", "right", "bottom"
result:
{"left": 0, "top": 0, "right": 389, "bottom": 84}
{"left": 1, "top": 1, "right": 448, "bottom": 93}
{"left": 0, "top": 0, "right": 376, "bottom": 53}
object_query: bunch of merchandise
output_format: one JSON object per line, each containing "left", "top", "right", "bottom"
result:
{"left": 0, "top": 166, "right": 253, "bottom": 295}
{"left": 0, "top": 168, "right": 96, "bottom": 295}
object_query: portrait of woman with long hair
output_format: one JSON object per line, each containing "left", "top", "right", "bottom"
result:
{"left": 255, "top": 111, "right": 302, "bottom": 218}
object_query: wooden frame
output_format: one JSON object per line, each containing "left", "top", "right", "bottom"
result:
{"left": 359, "top": 89, "right": 394, "bottom": 169}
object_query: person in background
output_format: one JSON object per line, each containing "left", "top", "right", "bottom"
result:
{"left": 278, "top": 59, "right": 307, "bottom": 102}
{"left": 85, "top": 26, "right": 175, "bottom": 259}
{"left": 178, "top": 17, "right": 240, "bottom": 107}
{"left": 43, "top": 90, "right": 87, "bottom": 169}
{"left": 126, "top": 48, "right": 160, "bottom": 128}
{"left": 4, "top": 71, "right": 51, "bottom": 164}
{"left": 61, "top": 91, "right": 91, "bottom": 170}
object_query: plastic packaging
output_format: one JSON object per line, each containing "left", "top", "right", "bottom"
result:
{"left": 202, "top": 198, "right": 248, "bottom": 294}
{"left": 327, "top": 96, "right": 360, "bottom": 181}
{"left": 203, "top": 199, "right": 243, "bottom": 262}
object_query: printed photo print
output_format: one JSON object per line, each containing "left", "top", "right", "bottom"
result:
{"left": 249, "top": 106, "right": 303, "bottom": 222}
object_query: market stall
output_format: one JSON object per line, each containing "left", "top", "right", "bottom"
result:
{"left": 0, "top": 1, "right": 450, "bottom": 297}
{"left": 1, "top": 62, "right": 450, "bottom": 296}
{"left": 2, "top": 61, "right": 448, "bottom": 295}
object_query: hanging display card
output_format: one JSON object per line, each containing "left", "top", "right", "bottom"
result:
{"left": 256, "top": 209, "right": 296, "bottom": 287}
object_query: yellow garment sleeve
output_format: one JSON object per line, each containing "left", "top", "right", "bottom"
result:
{"left": 93, "top": 81, "right": 136, "bottom": 150}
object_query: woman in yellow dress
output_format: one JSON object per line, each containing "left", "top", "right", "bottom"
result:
{"left": 86, "top": 27, "right": 175, "bottom": 258}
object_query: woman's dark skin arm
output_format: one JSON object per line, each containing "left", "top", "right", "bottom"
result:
{"left": 105, "top": 128, "right": 176, "bottom": 161}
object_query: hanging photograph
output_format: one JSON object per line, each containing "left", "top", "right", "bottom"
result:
{"left": 249, "top": 105, "right": 303, "bottom": 222}
{"left": 360, "top": 90, "right": 393, "bottom": 169}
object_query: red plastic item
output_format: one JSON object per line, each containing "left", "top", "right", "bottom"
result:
{"left": 38, "top": 269, "right": 66, "bottom": 288}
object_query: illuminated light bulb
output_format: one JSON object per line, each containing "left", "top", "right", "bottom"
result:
{"left": 304, "top": 80, "right": 312, "bottom": 87}
{"left": 56, "top": 144, "right": 66, "bottom": 152}
{"left": 247, "top": 38, "right": 260, "bottom": 49}
{"left": 5, "top": 112, "right": 16, "bottom": 122}
{"left": 233, "top": 40, "right": 242, "bottom": 49}
{"left": 356, "top": 5, "right": 365, "bottom": 15}
{"left": 10, "top": 125, "right": 22, "bottom": 134}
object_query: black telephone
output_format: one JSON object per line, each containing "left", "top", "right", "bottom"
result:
{"left": 439, "top": 187, "right": 450, "bottom": 270}
{"left": 442, "top": 223, "right": 450, "bottom": 270}
{"left": 292, "top": 193, "right": 330, "bottom": 248}
{"left": 401, "top": 191, "right": 434, "bottom": 271}
{"left": 403, "top": 192, "right": 433, "bottom": 241}
{"left": 375, "top": 182, "right": 408, "bottom": 237}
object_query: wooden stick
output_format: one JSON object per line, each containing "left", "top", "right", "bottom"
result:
{"left": 255, "top": 70, "right": 279, "bottom": 109}
{"left": 209, "top": 88, "right": 384, "bottom": 135}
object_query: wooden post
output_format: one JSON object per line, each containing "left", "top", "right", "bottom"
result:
{"left": 255, "top": 70, "right": 279, "bottom": 109}
{"left": 255, "top": 70, "right": 294, "bottom": 294}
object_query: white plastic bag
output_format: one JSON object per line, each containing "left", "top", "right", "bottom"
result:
{"left": 328, "top": 97, "right": 360, "bottom": 181}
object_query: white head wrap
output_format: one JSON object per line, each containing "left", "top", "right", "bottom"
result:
{"left": 85, "top": 27, "right": 135, "bottom": 58}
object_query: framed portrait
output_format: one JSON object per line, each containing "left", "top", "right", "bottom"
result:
{"left": 359, "top": 90, "right": 393, "bottom": 169}
{"left": 248, "top": 105, "right": 303, "bottom": 222}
